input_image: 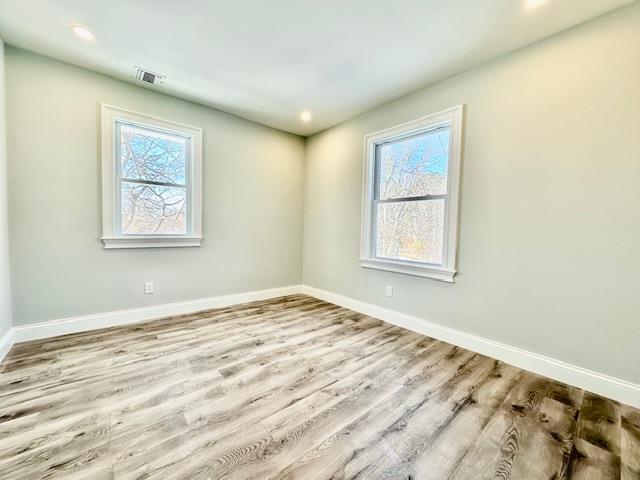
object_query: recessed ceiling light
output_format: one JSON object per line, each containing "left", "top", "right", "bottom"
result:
{"left": 300, "top": 111, "right": 312, "bottom": 123}
{"left": 525, "top": 0, "right": 548, "bottom": 9}
{"left": 71, "top": 24, "right": 95, "bottom": 42}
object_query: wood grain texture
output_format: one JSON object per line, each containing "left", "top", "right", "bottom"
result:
{"left": 0, "top": 294, "right": 637, "bottom": 479}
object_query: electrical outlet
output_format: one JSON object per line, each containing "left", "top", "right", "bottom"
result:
{"left": 385, "top": 286, "right": 393, "bottom": 298}
{"left": 144, "top": 282, "right": 154, "bottom": 294}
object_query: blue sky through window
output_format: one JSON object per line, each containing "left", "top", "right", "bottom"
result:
{"left": 378, "top": 127, "right": 450, "bottom": 199}
{"left": 120, "top": 123, "right": 187, "bottom": 185}
{"left": 386, "top": 128, "right": 449, "bottom": 176}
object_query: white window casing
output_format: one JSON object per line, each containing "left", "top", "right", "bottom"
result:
{"left": 101, "top": 104, "right": 203, "bottom": 249}
{"left": 360, "top": 106, "right": 464, "bottom": 282}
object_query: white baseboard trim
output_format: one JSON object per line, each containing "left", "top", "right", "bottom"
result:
{"left": 4, "top": 283, "right": 638, "bottom": 408}
{"left": 0, "top": 327, "right": 14, "bottom": 364}
{"left": 9, "top": 285, "right": 302, "bottom": 345}
{"left": 301, "top": 284, "right": 640, "bottom": 409}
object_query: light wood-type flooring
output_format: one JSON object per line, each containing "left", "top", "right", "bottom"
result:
{"left": 1, "top": 295, "right": 639, "bottom": 479}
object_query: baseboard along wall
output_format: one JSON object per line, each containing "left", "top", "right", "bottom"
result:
{"left": 0, "top": 283, "right": 638, "bottom": 409}
{"left": 300, "top": 285, "right": 640, "bottom": 409}
{"left": 0, "top": 327, "right": 14, "bottom": 364}
{"left": 8, "top": 285, "right": 301, "bottom": 345}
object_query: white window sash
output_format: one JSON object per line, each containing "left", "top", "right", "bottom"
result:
{"left": 360, "top": 106, "right": 464, "bottom": 282}
{"left": 101, "top": 104, "right": 203, "bottom": 249}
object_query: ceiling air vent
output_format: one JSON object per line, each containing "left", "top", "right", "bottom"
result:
{"left": 134, "top": 66, "right": 164, "bottom": 86}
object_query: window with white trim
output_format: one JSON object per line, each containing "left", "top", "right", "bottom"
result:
{"left": 360, "top": 106, "right": 463, "bottom": 282}
{"left": 101, "top": 105, "right": 203, "bottom": 249}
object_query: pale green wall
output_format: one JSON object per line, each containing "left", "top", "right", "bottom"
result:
{"left": 302, "top": 5, "right": 640, "bottom": 384}
{"left": 0, "top": 38, "right": 12, "bottom": 336}
{"left": 4, "top": 4, "right": 640, "bottom": 385}
{"left": 6, "top": 47, "right": 305, "bottom": 325}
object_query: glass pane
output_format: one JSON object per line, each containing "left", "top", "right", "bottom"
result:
{"left": 121, "top": 182, "right": 187, "bottom": 235}
{"left": 377, "top": 127, "right": 449, "bottom": 199}
{"left": 119, "top": 123, "right": 187, "bottom": 185}
{"left": 375, "top": 199, "right": 445, "bottom": 265}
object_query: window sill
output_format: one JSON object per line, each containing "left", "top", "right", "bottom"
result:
{"left": 360, "top": 257, "right": 456, "bottom": 283}
{"left": 102, "top": 236, "right": 203, "bottom": 249}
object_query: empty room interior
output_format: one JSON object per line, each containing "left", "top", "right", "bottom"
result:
{"left": 1, "top": 0, "right": 640, "bottom": 478}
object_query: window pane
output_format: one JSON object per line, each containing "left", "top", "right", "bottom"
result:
{"left": 378, "top": 127, "right": 449, "bottom": 199}
{"left": 119, "top": 123, "right": 187, "bottom": 185}
{"left": 121, "top": 182, "right": 187, "bottom": 235}
{"left": 375, "top": 199, "right": 445, "bottom": 265}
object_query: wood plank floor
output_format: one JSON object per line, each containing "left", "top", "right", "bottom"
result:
{"left": 0, "top": 294, "right": 638, "bottom": 479}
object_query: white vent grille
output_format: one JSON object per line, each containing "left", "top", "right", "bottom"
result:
{"left": 134, "top": 66, "right": 164, "bottom": 86}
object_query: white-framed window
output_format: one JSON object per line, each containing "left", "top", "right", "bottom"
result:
{"left": 360, "top": 106, "right": 463, "bottom": 282}
{"left": 101, "top": 104, "right": 203, "bottom": 249}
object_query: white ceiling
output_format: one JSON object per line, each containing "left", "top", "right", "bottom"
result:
{"left": 0, "top": 0, "right": 634, "bottom": 135}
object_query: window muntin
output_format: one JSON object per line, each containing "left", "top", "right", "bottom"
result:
{"left": 360, "top": 106, "right": 463, "bottom": 282}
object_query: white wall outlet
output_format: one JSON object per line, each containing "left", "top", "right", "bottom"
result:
{"left": 385, "top": 285, "right": 393, "bottom": 297}
{"left": 144, "top": 282, "right": 154, "bottom": 294}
